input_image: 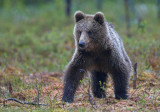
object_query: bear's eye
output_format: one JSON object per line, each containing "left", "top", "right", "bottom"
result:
{"left": 78, "top": 31, "right": 82, "bottom": 36}
{"left": 87, "top": 31, "right": 93, "bottom": 37}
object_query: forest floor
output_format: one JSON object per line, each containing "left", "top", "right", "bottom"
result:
{"left": 0, "top": 66, "right": 159, "bottom": 111}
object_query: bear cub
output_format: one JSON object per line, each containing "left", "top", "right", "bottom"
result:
{"left": 62, "top": 11, "right": 132, "bottom": 103}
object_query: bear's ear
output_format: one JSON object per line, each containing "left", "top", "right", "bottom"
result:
{"left": 94, "top": 12, "right": 105, "bottom": 25}
{"left": 74, "top": 11, "right": 85, "bottom": 22}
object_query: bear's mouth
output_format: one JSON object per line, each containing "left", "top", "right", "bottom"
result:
{"left": 79, "top": 46, "right": 86, "bottom": 50}
{"left": 79, "top": 48, "right": 86, "bottom": 52}
{"left": 79, "top": 47, "right": 94, "bottom": 55}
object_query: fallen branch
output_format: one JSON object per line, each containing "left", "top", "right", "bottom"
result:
{"left": 4, "top": 98, "right": 47, "bottom": 106}
{"left": 133, "top": 63, "right": 137, "bottom": 89}
{"left": 8, "top": 82, "right": 26, "bottom": 101}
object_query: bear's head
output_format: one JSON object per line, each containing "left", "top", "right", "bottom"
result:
{"left": 73, "top": 11, "right": 107, "bottom": 52}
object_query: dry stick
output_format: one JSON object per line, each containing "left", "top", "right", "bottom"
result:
{"left": 4, "top": 98, "right": 47, "bottom": 106}
{"left": 133, "top": 63, "right": 137, "bottom": 89}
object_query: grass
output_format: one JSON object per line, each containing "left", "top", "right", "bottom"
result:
{"left": 0, "top": 1, "right": 160, "bottom": 111}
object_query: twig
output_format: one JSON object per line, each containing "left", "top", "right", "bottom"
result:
{"left": 35, "top": 84, "right": 40, "bottom": 106}
{"left": 88, "top": 76, "right": 97, "bottom": 110}
{"left": 8, "top": 82, "right": 13, "bottom": 95}
{"left": 130, "top": 88, "right": 139, "bottom": 98}
{"left": 4, "top": 98, "right": 47, "bottom": 106}
{"left": 133, "top": 63, "right": 137, "bottom": 89}
{"left": 79, "top": 70, "right": 97, "bottom": 109}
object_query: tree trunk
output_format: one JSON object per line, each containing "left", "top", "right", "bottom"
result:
{"left": 65, "top": 0, "right": 71, "bottom": 17}
{"left": 97, "top": 0, "right": 102, "bottom": 10}
{"left": 124, "top": 0, "right": 131, "bottom": 37}
{"left": 158, "top": 0, "right": 160, "bottom": 21}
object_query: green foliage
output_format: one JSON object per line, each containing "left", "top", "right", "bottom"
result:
{"left": 99, "top": 81, "right": 105, "bottom": 91}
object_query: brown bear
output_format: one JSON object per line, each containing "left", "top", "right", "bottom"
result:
{"left": 62, "top": 11, "right": 132, "bottom": 103}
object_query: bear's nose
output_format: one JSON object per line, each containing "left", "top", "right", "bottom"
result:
{"left": 79, "top": 41, "right": 86, "bottom": 49}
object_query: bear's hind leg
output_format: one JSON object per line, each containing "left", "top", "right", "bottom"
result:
{"left": 112, "top": 68, "right": 130, "bottom": 100}
{"left": 91, "top": 71, "right": 107, "bottom": 98}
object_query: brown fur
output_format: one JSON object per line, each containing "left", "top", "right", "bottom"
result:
{"left": 62, "top": 11, "right": 132, "bottom": 103}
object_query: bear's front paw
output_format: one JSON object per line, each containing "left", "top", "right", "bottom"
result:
{"left": 115, "top": 94, "right": 129, "bottom": 100}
